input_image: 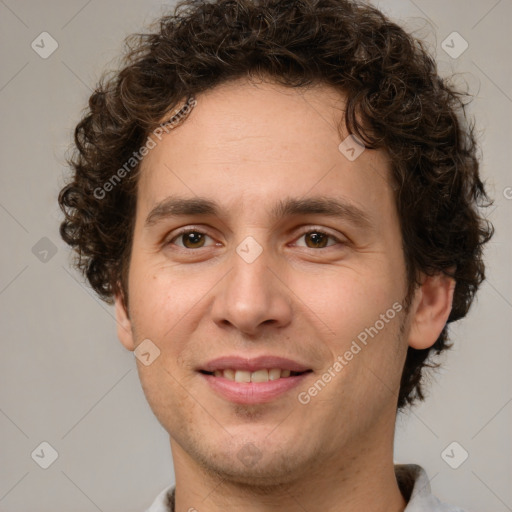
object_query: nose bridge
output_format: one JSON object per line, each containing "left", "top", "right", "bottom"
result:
{"left": 211, "top": 235, "right": 292, "bottom": 335}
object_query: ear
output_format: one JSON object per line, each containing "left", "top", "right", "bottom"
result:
{"left": 114, "top": 292, "right": 136, "bottom": 351}
{"left": 408, "top": 272, "right": 456, "bottom": 350}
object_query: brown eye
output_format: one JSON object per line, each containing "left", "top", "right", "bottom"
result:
{"left": 169, "top": 229, "right": 214, "bottom": 249}
{"left": 294, "top": 229, "right": 340, "bottom": 249}
{"left": 181, "top": 231, "right": 206, "bottom": 248}
{"left": 304, "top": 232, "right": 329, "bottom": 248}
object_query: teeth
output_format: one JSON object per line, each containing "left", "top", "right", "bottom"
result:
{"left": 268, "top": 368, "right": 281, "bottom": 381}
{"left": 251, "top": 369, "right": 268, "bottom": 382}
{"left": 223, "top": 369, "right": 235, "bottom": 380}
{"left": 234, "top": 370, "right": 251, "bottom": 383}
{"left": 213, "top": 368, "right": 297, "bottom": 382}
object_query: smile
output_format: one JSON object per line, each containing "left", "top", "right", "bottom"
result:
{"left": 201, "top": 368, "right": 309, "bottom": 382}
{"left": 199, "top": 369, "right": 313, "bottom": 404}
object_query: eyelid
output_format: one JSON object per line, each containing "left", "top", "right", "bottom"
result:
{"left": 166, "top": 226, "right": 217, "bottom": 248}
{"left": 290, "top": 226, "right": 346, "bottom": 247}
{"left": 166, "top": 225, "right": 346, "bottom": 250}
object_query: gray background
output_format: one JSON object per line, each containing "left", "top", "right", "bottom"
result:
{"left": 0, "top": 1, "right": 510, "bottom": 510}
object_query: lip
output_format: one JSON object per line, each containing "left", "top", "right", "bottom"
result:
{"left": 199, "top": 355, "right": 311, "bottom": 373}
{"left": 200, "top": 371, "right": 311, "bottom": 404}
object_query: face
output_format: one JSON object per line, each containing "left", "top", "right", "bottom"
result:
{"left": 115, "top": 78, "right": 453, "bottom": 485}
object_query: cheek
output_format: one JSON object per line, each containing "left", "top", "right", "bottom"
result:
{"left": 127, "top": 262, "right": 204, "bottom": 423}
{"left": 134, "top": 356, "right": 200, "bottom": 443}
{"left": 127, "top": 258, "right": 217, "bottom": 349}
{"left": 290, "top": 262, "right": 405, "bottom": 348}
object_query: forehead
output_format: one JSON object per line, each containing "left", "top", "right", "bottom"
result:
{"left": 136, "top": 78, "right": 393, "bottom": 222}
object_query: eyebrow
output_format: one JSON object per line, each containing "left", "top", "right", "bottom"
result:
{"left": 144, "top": 195, "right": 373, "bottom": 230}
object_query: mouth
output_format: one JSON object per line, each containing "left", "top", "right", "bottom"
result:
{"left": 196, "top": 355, "right": 314, "bottom": 404}
{"left": 199, "top": 368, "right": 312, "bottom": 382}
{"left": 198, "top": 368, "right": 314, "bottom": 404}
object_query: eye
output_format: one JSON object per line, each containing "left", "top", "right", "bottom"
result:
{"left": 167, "top": 228, "right": 216, "bottom": 249}
{"left": 166, "top": 227, "right": 345, "bottom": 251}
{"left": 293, "top": 229, "right": 343, "bottom": 249}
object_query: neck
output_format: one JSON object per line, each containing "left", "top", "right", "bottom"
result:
{"left": 169, "top": 418, "right": 406, "bottom": 512}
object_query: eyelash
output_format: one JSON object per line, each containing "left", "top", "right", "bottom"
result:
{"left": 166, "top": 226, "right": 344, "bottom": 250}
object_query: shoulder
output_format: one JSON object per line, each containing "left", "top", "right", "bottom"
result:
{"left": 396, "top": 464, "right": 468, "bottom": 512}
{"left": 144, "top": 484, "right": 175, "bottom": 512}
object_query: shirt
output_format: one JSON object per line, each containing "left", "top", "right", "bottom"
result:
{"left": 144, "top": 464, "right": 466, "bottom": 512}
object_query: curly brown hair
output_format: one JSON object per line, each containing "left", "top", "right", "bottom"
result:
{"left": 58, "top": 0, "right": 494, "bottom": 410}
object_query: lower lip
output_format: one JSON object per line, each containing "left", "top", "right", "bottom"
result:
{"left": 200, "top": 372, "right": 311, "bottom": 404}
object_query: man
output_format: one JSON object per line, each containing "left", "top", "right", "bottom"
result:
{"left": 58, "top": 0, "right": 493, "bottom": 510}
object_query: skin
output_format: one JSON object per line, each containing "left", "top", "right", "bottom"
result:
{"left": 115, "top": 77, "right": 455, "bottom": 512}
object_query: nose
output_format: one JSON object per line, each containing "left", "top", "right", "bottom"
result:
{"left": 210, "top": 244, "right": 293, "bottom": 337}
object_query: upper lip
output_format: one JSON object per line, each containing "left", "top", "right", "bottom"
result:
{"left": 199, "top": 355, "right": 311, "bottom": 373}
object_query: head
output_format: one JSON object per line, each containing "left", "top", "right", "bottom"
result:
{"left": 59, "top": 0, "right": 493, "bottom": 484}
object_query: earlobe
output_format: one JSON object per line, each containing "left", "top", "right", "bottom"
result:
{"left": 408, "top": 272, "right": 456, "bottom": 350}
{"left": 114, "top": 292, "right": 135, "bottom": 351}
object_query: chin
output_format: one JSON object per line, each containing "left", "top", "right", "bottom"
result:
{"left": 205, "top": 457, "right": 305, "bottom": 489}
{"left": 192, "top": 438, "right": 312, "bottom": 488}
